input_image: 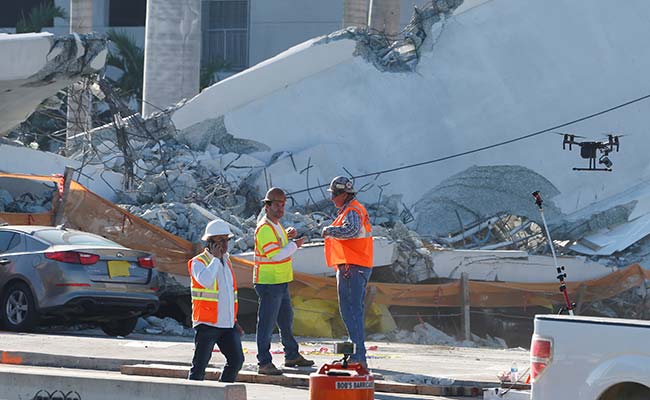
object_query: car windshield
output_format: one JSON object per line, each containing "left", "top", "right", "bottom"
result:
{"left": 33, "top": 229, "right": 123, "bottom": 247}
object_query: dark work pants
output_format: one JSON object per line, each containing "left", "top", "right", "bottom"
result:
{"left": 188, "top": 323, "right": 244, "bottom": 382}
{"left": 254, "top": 282, "right": 300, "bottom": 366}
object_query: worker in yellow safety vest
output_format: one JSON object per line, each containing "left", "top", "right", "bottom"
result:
{"left": 254, "top": 187, "right": 314, "bottom": 375}
{"left": 322, "top": 176, "right": 374, "bottom": 368}
{"left": 188, "top": 219, "right": 244, "bottom": 382}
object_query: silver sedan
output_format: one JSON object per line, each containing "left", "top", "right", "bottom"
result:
{"left": 0, "top": 225, "right": 159, "bottom": 336}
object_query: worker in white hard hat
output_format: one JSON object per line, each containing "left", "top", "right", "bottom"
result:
{"left": 188, "top": 219, "right": 244, "bottom": 382}
{"left": 322, "top": 176, "right": 374, "bottom": 368}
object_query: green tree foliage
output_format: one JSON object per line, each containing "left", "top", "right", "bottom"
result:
{"left": 200, "top": 58, "right": 230, "bottom": 90}
{"left": 106, "top": 30, "right": 231, "bottom": 109}
{"left": 106, "top": 29, "right": 145, "bottom": 108}
{"left": 16, "top": 2, "right": 67, "bottom": 33}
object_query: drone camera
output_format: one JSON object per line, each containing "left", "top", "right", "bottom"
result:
{"left": 599, "top": 155, "right": 613, "bottom": 169}
{"left": 334, "top": 341, "right": 356, "bottom": 356}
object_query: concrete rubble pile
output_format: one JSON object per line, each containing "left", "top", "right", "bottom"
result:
{"left": 0, "top": 188, "right": 53, "bottom": 214}
{"left": 67, "top": 110, "right": 434, "bottom": 277}
{"left": 370, "top": 321, "right": 506, "bottom": 348}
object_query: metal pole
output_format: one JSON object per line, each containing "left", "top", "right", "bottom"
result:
{"left": 532, "top": 191, "right": 574, "bottom": 316}
{"left": 460, "top": 272, "right": 471, "bottom": 340}
{"left": 54, "top": 166, "right": 75, "bottom": 226}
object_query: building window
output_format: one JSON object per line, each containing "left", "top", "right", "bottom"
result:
{"left": 1, "top": 0, "right": 56, "bottom": 28}
{"left": 109, "top": 0, "right": 146, "bottom": 27}
{"left": 201, "top": 0, "right": 249, "bottom": 70}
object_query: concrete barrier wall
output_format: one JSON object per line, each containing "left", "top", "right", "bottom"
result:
{"left": 0, "top": 364, "right": 246, "bottom": 400}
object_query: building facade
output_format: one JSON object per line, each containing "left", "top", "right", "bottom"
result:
{"left": 1, "top": 0, "right": 427, "bottom": 70}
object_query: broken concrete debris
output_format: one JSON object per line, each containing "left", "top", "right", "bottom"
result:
{"left": 370, "top": 321, "right": 506, "bottom": 348}
{"left": 316, "top": 0, "right": 464, "bottom": 73}
{"left": 0, "top": 188, "right": 52, "bottom": 213}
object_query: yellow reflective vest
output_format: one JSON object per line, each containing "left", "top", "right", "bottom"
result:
{"left": 187, "top": 250, "right": 238, "bottom": 325}
{"left": 254, "top": 217, "right": 294, "bottom": 284}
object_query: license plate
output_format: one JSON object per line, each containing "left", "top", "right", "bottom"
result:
{"left": 108, "top": 260, "right": 131, "bottom": 278}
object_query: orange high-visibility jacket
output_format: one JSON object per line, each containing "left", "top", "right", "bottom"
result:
{"left": 187, "top": 250, "right": 238, "bottom": 325}
{"left": 324, "top": 199, "right": 374, "bottom": 268}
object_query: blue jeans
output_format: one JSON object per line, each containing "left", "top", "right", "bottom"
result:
{"left": 188, "top": 324, "right": 244, "bottom": 382}
{"left": 337, "top": 264, "right": 372, "bottom": 364}
{"left": 254, "top": 282, "right": 300, "bottom": 366}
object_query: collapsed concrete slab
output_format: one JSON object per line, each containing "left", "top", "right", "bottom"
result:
{"left": 561, "top": 179, "right": 650, "bottom": 256}
{"left": 163, "top": 0, "right": 650, "bottom": 237}
{"left": 0, "top": 32, "right": 107, "bottom": 135}
{"left": 413, "top": 165, "right": 562, "bottom": 238}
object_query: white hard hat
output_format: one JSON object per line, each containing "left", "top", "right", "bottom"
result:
{"left": 201, "top": 219, "right": 234, "bottom": 241}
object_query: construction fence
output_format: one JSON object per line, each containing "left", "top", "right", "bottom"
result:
{"left": 1, "top": 173, "right": 648, "bottom": 335}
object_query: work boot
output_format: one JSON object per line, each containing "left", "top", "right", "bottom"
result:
{"left": 284, "top": 354, "right": 315, "bottom": 367}
{"left": 258, "top": 363, "right": 283, "bottom": 375}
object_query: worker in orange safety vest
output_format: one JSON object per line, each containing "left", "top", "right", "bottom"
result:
{"left": 188, "top": 219, "right": 244, "bottom": 382}
{"left": 322, "top": 176, "right": 374, "bottom": 368}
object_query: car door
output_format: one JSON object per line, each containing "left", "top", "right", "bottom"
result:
{"left": 0, "top": 231, "right": 21, "bottom": 289}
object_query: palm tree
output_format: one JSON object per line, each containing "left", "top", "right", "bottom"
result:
{"left": 106, "top": 30, "right": 145, "bottom": 108}
{"left": 200, "top": 58, "right": 230, "bottom": 90}
{"left": 16, "top": 2, "right": 67, "bottom": 33}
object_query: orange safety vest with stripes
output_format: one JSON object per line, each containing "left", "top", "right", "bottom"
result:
{"left": 187, "top": 250, "right": 238, "bottom": 325}
{"left": 253, "top": 217, "right": 294, "bottom": 284}
{"left": 324, "top": 199, "right": 374, "bottom": 268}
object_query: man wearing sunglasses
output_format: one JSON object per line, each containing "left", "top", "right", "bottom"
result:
{"left": 322, "top": 176, "right": 374, "bottom": 368}
{"left": 253, "top": 187, "right": 314, "bottom": 375}
{"left": 188, "top": 219, "right": 244, "bottom": 382}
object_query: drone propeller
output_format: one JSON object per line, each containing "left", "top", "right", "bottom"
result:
{"left": 552, "top": 131, "right": 586, "bottom": 138}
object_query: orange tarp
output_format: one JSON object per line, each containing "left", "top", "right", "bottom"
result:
{"left": 0, "top": 212, "right": 52, "bottom": 225}
{"left": 1, "top": 172, "right": 648, "bottom": 309}
{"left": 288, "top": 263, "right": 649, "bottom": 308}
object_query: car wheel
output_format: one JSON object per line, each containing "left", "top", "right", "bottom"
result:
{"left": 100, "top": 317, "right": 138, "bottom": 337}
{"left": 1, "top": 282, "right": 38, "bottom": 332}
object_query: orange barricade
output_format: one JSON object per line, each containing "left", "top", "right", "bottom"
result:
{"left": 309, "top": 362, "right": 374, "bottom": 400}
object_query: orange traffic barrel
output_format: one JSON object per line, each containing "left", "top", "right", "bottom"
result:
{"left": 309, "top": 362, "right": 374, "bottom": 400}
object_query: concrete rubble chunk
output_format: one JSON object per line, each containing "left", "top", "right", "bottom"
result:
{"left": 177, "top": 116, "right": 270, "bottom": 154}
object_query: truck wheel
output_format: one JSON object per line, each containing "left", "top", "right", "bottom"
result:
{"left": 599, "top": 383, "right": 650, "bottom": 400}
{"left": 1, "top": 282, "right": 38, "bottom": 332}
{"left": 100, "top": 317, "right": 138, "bottom": 337}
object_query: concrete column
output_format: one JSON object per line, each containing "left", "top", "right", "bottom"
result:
{"left": 142, "top": 0, "right": 201, "bottom": 117}
{"left": 369, "top": 0, "right": 400, "bottom": 36}
{"left": 343, "top": 0, "right": 370, "bottom": 29}
{"left": 66, "top": 0, "right": 93, "bottom": 152}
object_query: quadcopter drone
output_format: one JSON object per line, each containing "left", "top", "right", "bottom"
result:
{"left": 561, "top": 133, "right": 621, "bottom": 171}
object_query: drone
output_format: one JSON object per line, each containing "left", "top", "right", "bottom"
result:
{"left": 561, "top": 133, "right": 621, "bottom": 171}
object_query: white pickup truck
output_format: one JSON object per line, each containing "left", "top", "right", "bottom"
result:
{"left": 530, "top": 314, "right": 650, "bottom": 400}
